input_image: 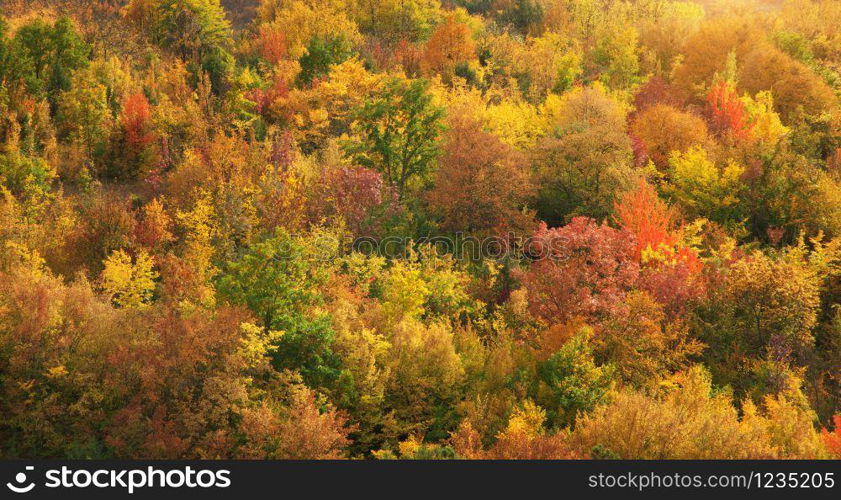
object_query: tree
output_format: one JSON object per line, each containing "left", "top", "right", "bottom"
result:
{"left": 375, "top": 246, "right": 474, "bottom": 325}
{"left": 741, "top": 91, "right": 788, "bottom": 148}
{"left": 500, "top": 0, "right": 543, "bottom": 35}
{"left": 631, "top": 76, "right": 683, "bottom": 116}
{"left": 421, "top": 14, "right": 476, "bottom": 78}
{"left": 629, "top": 104, "right": 709, "bottom": 169}
{"left": 720, "top": 250, "right": 820, "bottom": 357}
{"left": 596, "top": 291, "right": 703, "bottom": 387}
{"left": 297, "top": 36, "right": 352, "bottom": 86}
{"left": 101, "top": 249, "right": 158, "bottom": 308}
{"left": 257, "top": 0, "right": 362, "bottom": 59}
{"left": 343, "top": 77, "right": 445, "bottom": 201}
{"left": 452, "top": 401, "right": 578, "bottom": 459}
{"left": 56, "top": 66, "right": 110, "bottom": 156}
{"left": 738, "top": 45, "right": 837, "bottom": 121}
{"left": 134, "top": 198, "right": 174, "bottom": 252}
{"left": 613, "top": 180, "right": 678, "bottom": 263}
{"left": 636, "top": 1, "right": 704, "bottom": 75}
{"left": 508, "top": 33, "right": 582, "bottom": 101}
{"left": 309, "top": 164, "right": 396, "bottom": 237}
{"left": 0, "top": 264, "right": 297, "bottom": 459}
{"left": 516, "top": 218, "right": 639, "bottom": 325}
{"left": 13, "top": 16, "right": 89, "bottom": 106}
{"left": 572, "top": 366, "right": 825, "bottom": 459}
{"left": 121, "top": 92, "right": 154, "bottom": 149}
{"left": 256, "top": 23, "right": 288, "bottom": 66}
{"left": 129, "top": 0, "right": 234, "bottom": 93}
{"left": 0, "top": 148, "right": 55, "bottom": 213}
{"left": 151, "top": 0, "right": 232, "bottom": 62}
{"left": 592, "top": 26, "right": 641, "bottom": 90}
{"left": 663, "top": 146, "right": 745, "bottom": 226}
{"left": 706, "top": 80, "right": 753, "bottom": 141}
{"left": 533, "top": 328, "right": 615, "bottom": 428}
{"left": 425, "top": 110, "right": 534, "bottom": 236}
{"left": 240, "top": 388, "right": 352, "bottom": 459}
{"left": 534, "top": 85, "right": 636, "bottom": 224}
{"left": 62, "top": 192, "right": 138, "bottom": 276}
{"left": 671, "top": 18, "right": 762, "bottom": 100}
{"left": 823, "top": 415, "right": 841, "bottom": 458}
{"left": 697, "top": 238, "right": 840, "bottom": 401}
{"left": 385, "top": 319, "right": 464, "bottom": 441}
{"left": 349, "top": 0, "right": 443, "bottom": 45}
{"left": 111, "top": 92, "right": 157, "bottom": 179}
{"left": 0, "top": 19, "right": 36, "bottom": 108}
{"left": 217, "top": 231, "right": 342, "bottom": 389}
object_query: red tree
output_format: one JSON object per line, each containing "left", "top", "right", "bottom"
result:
{"left": 258, "top": 25, "right": 288, "bottom": 65}
{"left": 614, "top": 181, "right": 704, "bottom": 316}
{"left": 310, "top": 165, "right": 397, "bottom": 236}
{"left": 120, "top": 92, "right": 154, "bottom": 149}
{"left": 823, "top": 415, "right": 841, "bottom": 458}
{"left": 631, "top": 76, "right": 682, "bottom": 117}
{"left": 614, "top": 180, "right": 676, "bottom": 262}
{"left": 614, "top": 180, "right": 702, "bottom": 273}
{"left": 517, "top": 218, "right": 639, "bottom": 324}
{"left": 706, "top": 80, "right": 753, "bottom": 141}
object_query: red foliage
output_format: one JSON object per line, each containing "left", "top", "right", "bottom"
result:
{"left": 246, "top": 73, "right": 290, "bottom": 118}
{"left": 629, "top": 133, "right": 648, "bottom": 167}
{"left": 311, "top": 165, "right": 397, "bottom": 236}
{"left": 632, "top": 76, "right": 682, "bottom": 116}
{"left": 365, "top": 39, "right": 390, "bottom": 71}
{"left": 394, "top": 38, "right": 424, "bottom": 77}
{"left": 102, "top": 306, "right": 253, "bottom": 458}
{"left": 706, "top": 80, "right": 754, "bottom": 140}
{"left": 614, "top": 180, "right": 677, "bottom": 261}
{"left": 517, "top": 218, "right": 639, "bottom": 324}
{"left": 238, "top": 392, "right": 352, "bottom": 459}
{"left": 614, "top": 180, "right": 702, "bottom": 274}
{"left": 613, "top": 181, "right": 704, "bottom": 315}
{"left": 822, "top": 415, "right": 841, "bottom": 458}
{"left": 120, "top": 92, "right": 154, "bottom": 149}
{"left": 637, "top": 262, "right": 706, "bottom": 318}
{"left": 270, "top": 131, "right": 296, "bottom": 171}
{"left": 134, "top": 199, "right": 173, "bottom": 252}
{"left": 258, "top": 25, "right": 288, "bottom": 65}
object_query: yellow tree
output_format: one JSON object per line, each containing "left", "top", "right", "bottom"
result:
{"left": 101, "top": 249, "right": 158, "bottom": 308}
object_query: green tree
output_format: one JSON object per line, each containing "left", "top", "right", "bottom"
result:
{"left": 501, "top": 0, "right": 543, "bottom": 35}
{"left": 0, "top": 19, "right": 36, "bottom": 101}
{"left": 13, "top": 16, "right": 89, "bottom": 106}
{"left": 0, "top": 148, "right": 55, "bottom": 213}
{"left": 297, "top": 36, "right": 352, "bottom": 86}
{"left": 56, "top": 66, "right": 110, "bottom": 156}
{"left": 217, "top": 231, "right": 342, "bottom": 389}
{"left": 343, "top": 77, "right": 445, "bottom": 201}
{"left": 154, "top": 0, "right": 232, "bottom": 61}
{"left": 533, "top": 328, "right": 615, "bottom": 429}
{"left": 137, "top": 0, "right": 234, "bottom": 93}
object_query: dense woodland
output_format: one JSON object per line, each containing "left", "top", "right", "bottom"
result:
{"left": 0, "top": 0, "right": 840, "bottom": 459}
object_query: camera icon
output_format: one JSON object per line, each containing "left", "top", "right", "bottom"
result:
{"left": 7, "top": 466, "right": 35, "bottom": 493}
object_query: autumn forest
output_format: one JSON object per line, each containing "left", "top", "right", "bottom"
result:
{"left": 0, "top": 0, "right": 840, "bottom": 459}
